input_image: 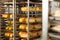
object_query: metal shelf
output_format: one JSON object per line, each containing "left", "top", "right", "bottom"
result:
{"left": 3, "top": 2, "right": 42, "bottom": 5}
{"left": 18, "top": 29, "right": 42, "bottom": 32}
{"left": 49, "top": 16, "right": 60, "bottom": 20}
{"left": 19, "top": 35, "right": 41, "bottom": 39}
{"left": 49, "top": 0, "right": 60, "bottom": 2}
{"left": 49, "top": 33, "right": 60, "bottom": 39}
{"left": 0, "top": 0, "right": 42, "bottom": 40}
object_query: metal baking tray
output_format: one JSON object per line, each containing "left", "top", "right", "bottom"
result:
{"left": 49, "top": 33, "right": 60, "bottom": 39}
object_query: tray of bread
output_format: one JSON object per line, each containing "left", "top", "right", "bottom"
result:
{"left": 18, "top": 31, "right": 42, "bottom": 38}
{"left": 50, "top": 37, "right": 60, "bottom": 40}
{"left": 49, "top": 24, "right": 60, "bottom": 39}
{"left": 1, "top": 16, "right": 42, "bottom": 39}
{"left": 19, "top": 17, "right": 42, "bottom": 23}
{"left": 20, "top": 6, "right": 42, "bottom": 12}
{"left": 50, "top": 25, "right": 60, "bottom": 32}
{"left": 50, "top": 9, "right": 60, "bottom": 20}
{"left": 49, "top": 28, "right": 60, "bottom": 35}
{"left": 49, "top": 33, "right": 60, "bottom": 39}
{"left": 19, "top": 24, "right": 42, "bottom": 31}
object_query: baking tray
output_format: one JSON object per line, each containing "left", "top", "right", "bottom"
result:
{"left": 49, "top": 33, "right": 60, "bottom": 39}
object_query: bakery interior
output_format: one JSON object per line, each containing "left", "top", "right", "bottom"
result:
{"left": 0, "top": 0, "right": 60, "bottom": 40}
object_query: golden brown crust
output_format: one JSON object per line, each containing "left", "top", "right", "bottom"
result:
{"left": 2, "top": 14, "right": 12, "bottom": 18}
{"left": 6, "top": 26, "right": 13, "bottom": 30}
{"left": 19, "top": 32, "right": 27, "bottom": 38}
{"left": 35, "top": 17, "right": 42, "bottom": 22}
{"left": 2, "top": 14, "right": 8, "bottom": 18}
{"left": 5, "top": 32, "right": 13, "bottom": 37}
{"left": 19, "top": 24, "right": 27, "bottom": 30}
{"left": 26, "top": 17, "right": 35, "bottom": 23}
{"left": 19, "top": 17, "right": 26, "bottom": 22}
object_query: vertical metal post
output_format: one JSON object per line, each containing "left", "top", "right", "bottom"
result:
{"left": 27, "top": 0, "right": 30, "bottom": 40}
{"left": 41, "top": 0, "right": 49, "bottom": 40}
{"left": 0, "top": 12, "right": 1, "bottom": 40}
{"left": 13, "top": 0, "right": 16, "bottom": 40}
{"left": 0, "top": 0, "right": 4, "bottom": 40}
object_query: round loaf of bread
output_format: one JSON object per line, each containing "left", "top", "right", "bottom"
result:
{"left": 19, "top": 17, "right": 26, "bottom": 22}
{"left": 19, "top": 24, "right": 27, "bottom": 30}
{"left": 53, "top": 10, "right": 60, "bottom": 17}
{"left": 21, "top": 7, "right": 27, "bottom": 12}
{"left": 34, "top": 24, "right": 42, "bottom": 29}
{"left": 6, "top": 26, "right": 13, "bottom": 30}
{"left": 19, "top": 32, "right": 28, "bottom": 38}
{"left": 2, "top": 14, "right": 8, "bottom": 18}
{"left": 5, "top": 32, "right": 13, "bottom": 37}
{"left": 26, "top": 17, "right": 35, "bottom": 23}
{"left": 35, "top": 17, "right": 42, "bottom": 22}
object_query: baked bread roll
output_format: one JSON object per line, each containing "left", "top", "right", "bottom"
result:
{"left": 2, "top": 14, "right": 8, "bottom": 18}
{"left": 19, "top": 31, "right": 38, "bottom": 38}
{"left": 5, "top": 32, "right": 13, "bottom": 37}
{"left": 53, "top": 10, "right": 60, "bottom": 17}
{"left": 26, "top": 24, "right": 42, "bottom": 30}
{"left": 5, "top": 32, "right": 10, "bottom": 37}
{"left": 10, "top": 14, "right": 13, "bottom": 18}
{"left": 35, "top": 17, "right": 42, "bottom": 22}
{"left": 36, "top": 7, "right": 42, "bottom": 11}
{"left": 10, "top": 33, "right": 13, "bottom": 37}
{"left": 2, "top": 14, "right": 13, "bottom": 18}
{"left": 6, "top": 26, "right": 13, "bottom": 30}
{"left": 21, "top": 7, "right": 35, "bottom": 11}
{"left": 21, "top": 6, "right": 42, "bottom": 11}
{"left": 30, "top": 31, "right": 37, "bottom": 37}
{"left": 7, "top": 21, "right": 13, "bottom": 24}
{"left": 26, "top": 17, "right": 35, "bottom": 23}
{"left": 19, "top": 24, "right": 42, "bottom": 30}
{"left": 26, "top": 24, "right": 34, "bottom": 30}
{"left": 19, "top": 32, "right": 28, "bottom": 38}
{"left": 19, "top": 24, "right": 34, "bottom": 30}
{"left": 34, "top": 24, "right": 42, "bottom": 29}
{"left": 19, "top": 24, "right": 27, "bottom": 30}
{"left": 19, "top": 17, "right": 26, "bottom": 22}
{"left": 21, "top": 7, "right": 27, "bottom": 12}
{"left": 37, "top": 31, "right": 42, "bottom": 35}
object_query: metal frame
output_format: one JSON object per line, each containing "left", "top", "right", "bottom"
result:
{"left": 0, "top": 0, "right": 5, "bottom": 40}
{"left": 27, "top": 0, "right": 30, "bottom": 40}
{"left": 41, "top": 0, "right": 49, "bottom": 40}
{"left": 0, "top": 3, "right": 2, "bottom": 39}
{"left": 13, "top": 0, "right": 16, "bottom": 40}
{"left": 1, "top": 0, "right": 60, "bottom": 40}
{"left": 0, "top": 0, "right": 42, "bottom": 40}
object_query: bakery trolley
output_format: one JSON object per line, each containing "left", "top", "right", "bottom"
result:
{"left": 0, "top": 0, "right": 42, "bottom": 40}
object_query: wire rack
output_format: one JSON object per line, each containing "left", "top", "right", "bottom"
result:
{"left": 0, "top": 0, "right": 42, "bottom": 40}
